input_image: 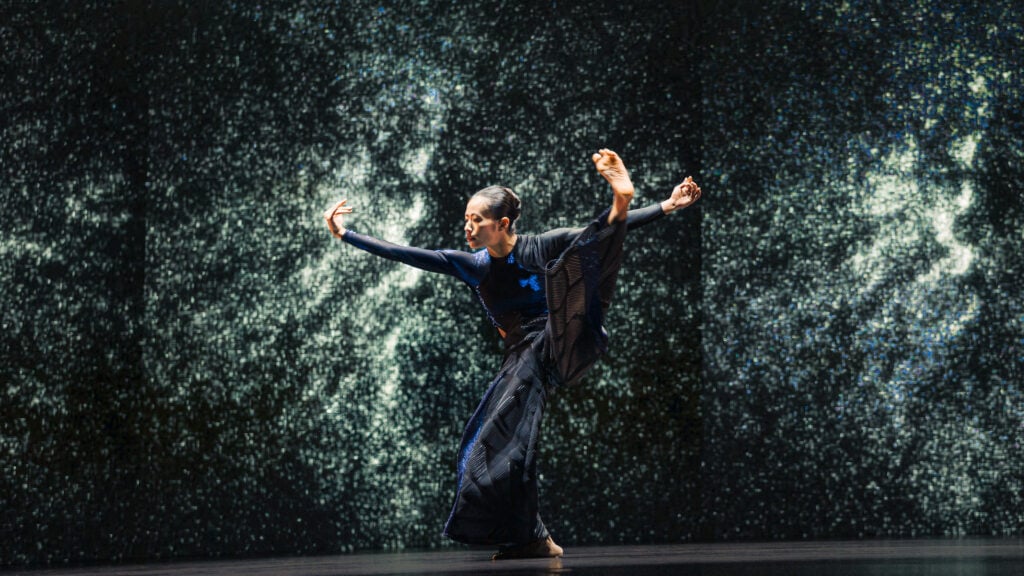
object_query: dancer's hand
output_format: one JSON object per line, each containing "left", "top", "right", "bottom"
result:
{"left": 661, "top": 177, "right": 701, "bottom": 213}
{"left": 323, "top": 199, "right": 353, "bottom": 238}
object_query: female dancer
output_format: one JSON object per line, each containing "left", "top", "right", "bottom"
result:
{"left": 324, "top": 149, "right": 701, "bottom": 559}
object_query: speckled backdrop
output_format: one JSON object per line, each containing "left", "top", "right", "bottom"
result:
{"left": 1, "top": 0, "right": 1020, "bottom": 568}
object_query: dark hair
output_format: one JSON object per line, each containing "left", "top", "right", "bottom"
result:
{"left": 471, "top": 186, "right": 521, "bottom": 233}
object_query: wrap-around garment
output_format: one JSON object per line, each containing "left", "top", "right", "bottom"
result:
{"left": 341, "top": 203, "right": 664, "bottom": 546}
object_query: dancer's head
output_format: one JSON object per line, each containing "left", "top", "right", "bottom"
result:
{"left": 464, "top": 186, "right": 520, "bottom": 250}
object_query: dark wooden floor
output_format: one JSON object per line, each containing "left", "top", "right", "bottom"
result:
{"left": 11, "top": 539, "right": 1024, "bottom": 576}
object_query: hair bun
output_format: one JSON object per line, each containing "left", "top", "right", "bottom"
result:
{"left": 471, "top": 186, "right": 522, "bottom": 233}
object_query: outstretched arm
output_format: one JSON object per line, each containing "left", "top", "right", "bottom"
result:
{"left": 591, "top": 149, "right": 701, "bottom": 226}
{"left": 637, "top": 176, "right": 703, "bottom": 219}
{"left": 532, "top": 175, "right": 704, "bottom": 260}
{"left": 625, "top": 203, "right": 668, "bottom": 230}
{"left": 530, "top": 199, "right": 690, "bottom": 263}
{"left": 323, "top": 200, "right": 476, "bottom": 279}
{"left": 626, "top": 176, "right": 703, "bottom": 230}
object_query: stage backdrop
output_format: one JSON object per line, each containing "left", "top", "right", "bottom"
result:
{"left": 1, "top": 0, "right": 1020, "bottom": 567}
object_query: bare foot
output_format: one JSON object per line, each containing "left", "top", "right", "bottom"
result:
{"left": 491, "top": 537, "right": 564, "bottom": 560}
{"left": 592, "top": 149, "right": 635, "bottom": 223}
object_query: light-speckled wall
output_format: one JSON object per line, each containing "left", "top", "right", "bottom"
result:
{"left": 1, "top": 0, "right": 1020, "bottom": 568}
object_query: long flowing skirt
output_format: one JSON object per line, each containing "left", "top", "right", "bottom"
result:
{"left": 442, "top": 212, "right": 627, "bottom": 546}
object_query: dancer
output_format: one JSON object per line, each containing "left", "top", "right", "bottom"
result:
{"left": 324, "top": 149, "right": 701, "bottom": 559}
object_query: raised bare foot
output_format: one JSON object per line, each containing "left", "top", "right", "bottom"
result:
{"left": 491, "top": 536, "right": 564, "bottom": 560}
{"left": 592, "top": 148, "right": 635, "bottom": 223}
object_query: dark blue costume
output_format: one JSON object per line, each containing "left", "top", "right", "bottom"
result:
{"left": 342, "top": 203, "right": 664, "bottom": 547}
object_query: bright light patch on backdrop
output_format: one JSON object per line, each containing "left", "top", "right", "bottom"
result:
{"left": 1, "top": 0, "right": 1021, "bottom": 567}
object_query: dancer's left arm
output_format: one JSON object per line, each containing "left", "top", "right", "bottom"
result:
{"left": 591, "top": 176, "right": 705, "bottom": 235}
{"left": 531, "top": 178, "right": 702, "bottom": 263}
{"left": 629, "top": 176, "right": 702, "bottom": 230}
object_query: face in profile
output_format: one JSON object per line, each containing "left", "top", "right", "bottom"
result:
{"left": 464, "top": 196, "right": 503, "bottom": 250}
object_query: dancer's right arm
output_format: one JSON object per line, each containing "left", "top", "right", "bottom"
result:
{"left": 324, "top": 199, "right": 477, "bottom": 280}
{"left": 341, "top": 230, "right": 472, "bottom": 277}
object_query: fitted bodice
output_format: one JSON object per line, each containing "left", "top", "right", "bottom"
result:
{"left": 473, "top": 245, "right": 547, "bottom": 338}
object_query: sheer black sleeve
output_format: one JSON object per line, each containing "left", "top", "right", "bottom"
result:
{"left": 515, "top": 203, "right": 667, "bottom": 270}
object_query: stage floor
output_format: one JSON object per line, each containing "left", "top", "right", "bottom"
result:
{"left": 12, "top": 539, "right": 1024, "bottom": 576}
